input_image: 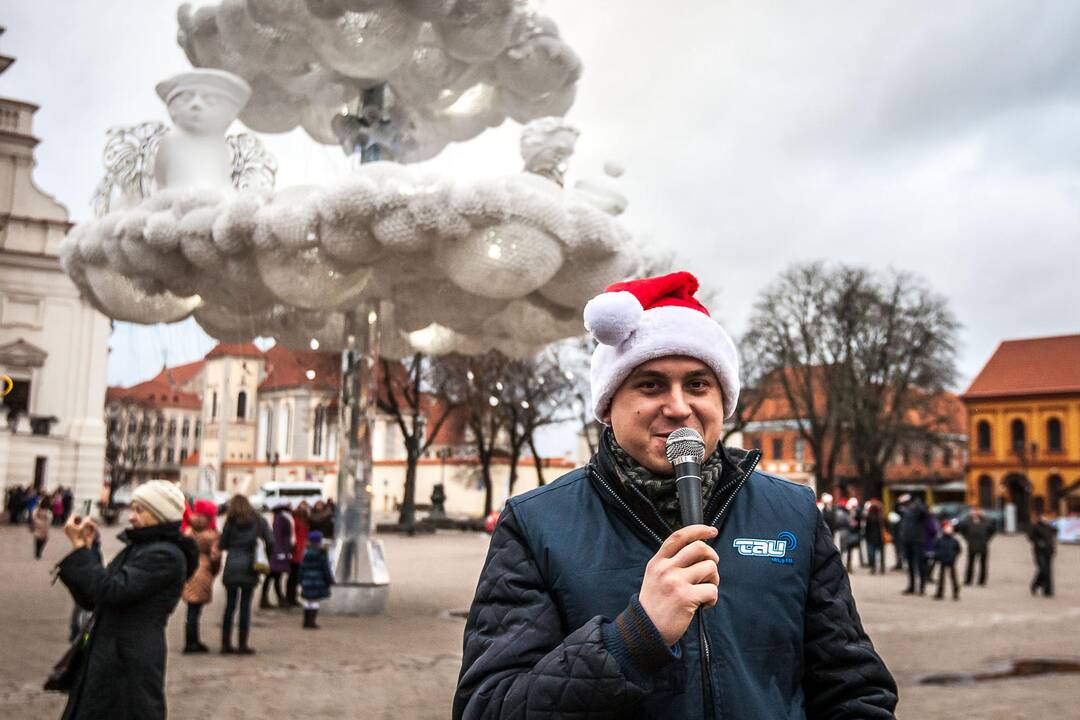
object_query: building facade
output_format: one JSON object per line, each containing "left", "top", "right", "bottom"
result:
{"left": 0, "top": 34, "right": 110, "bottom": 511}
{"left": 962, "top": 334, "right": 1080, "bottom": 529}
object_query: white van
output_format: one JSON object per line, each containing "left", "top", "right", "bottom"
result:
{"left": 248, "top": 482, "right": 326, "bottom": 512}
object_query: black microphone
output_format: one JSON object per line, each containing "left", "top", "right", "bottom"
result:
{"left": 666, "top": 428, "right": 706, "bottom": 527}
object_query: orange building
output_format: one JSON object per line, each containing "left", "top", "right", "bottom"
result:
{"left": 737, "top": 369, "right": 967, "bottom": 510}
{"left": 962, "top": 334, "right": 1080, "bottom": 528}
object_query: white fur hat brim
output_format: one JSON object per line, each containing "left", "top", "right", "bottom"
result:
{"left": 590, "top": 305, "right": 740, "bottom": 422}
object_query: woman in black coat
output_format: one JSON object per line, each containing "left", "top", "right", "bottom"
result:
{"left": 218, "top": 494, "right": 273, "bottom": 654}
{"left": 56, "top": 480, "right": 196, "bottom": 720}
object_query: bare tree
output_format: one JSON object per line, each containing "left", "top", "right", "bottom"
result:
{"left": 743, "top": 262, "right": 848, "bottom": 494}
{"left": 832, "top": 268, "right": 960, "bottom": 500}
{"left": 376, "top": 353, "right": 457, "bottom": 531}
{"left": 104, "top": 399, "right": 163, "bottom": 506}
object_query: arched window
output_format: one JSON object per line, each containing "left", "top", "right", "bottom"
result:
{"left": 978, "top": 475, "right": 993, "bottom": 509}
{"left": 181, "top": 419, "right": 190, "bottom": 438}
{"left": 168, "top": 419, "right": 177, "bottom": 438}
{"left": 976, "top": 421, "right": 992, "bottom": 452}
{"left": 1010, "top": 419, "right": 1026, "bottom": 452}
{"left": 237, "top": 391, "right": 247, "bottom": 420}
{"left": 258, "top": 405, "right": 273, "bottom": 459}
{"left": 277, "top": 403, "right": 291, "bottom": 458}
{"left": 211, "top": 391, "right": 218, "bottom": 421}
{"left": 1047, "top": 418, "right": 1063, "bottom": 452}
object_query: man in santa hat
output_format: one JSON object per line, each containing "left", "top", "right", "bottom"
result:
{"left": 453, "top": 272, "right": 897, "bottom": 720}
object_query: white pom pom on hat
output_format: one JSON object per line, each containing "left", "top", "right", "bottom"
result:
{"left": 585, "top": 271, "right": 741, "bottom": 421}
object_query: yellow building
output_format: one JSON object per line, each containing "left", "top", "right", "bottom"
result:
{"left": 962, "top": 334, "right": 1080, "bottom": 529}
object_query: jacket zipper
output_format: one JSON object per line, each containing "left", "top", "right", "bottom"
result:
{"left": 591, "top": 467, "right": 664, "bottom": 547}
{"left": 700, "top": 449, "right": 760, "bottom": 720}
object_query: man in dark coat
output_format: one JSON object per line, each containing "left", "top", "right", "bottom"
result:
{"left": 56, "top": 480, "right": 196, "bottom": 720}
{"left": 453, "top": 272, "right": 897, "bottom": 720}
{"left": 897, "top": 494, "right": 928, "bottom": 595}
{"left": 1028, "top": 513, "right": 1057, "bottom": 597}
{"left": 957, "top": 507, "right": 995, "bottom": 586}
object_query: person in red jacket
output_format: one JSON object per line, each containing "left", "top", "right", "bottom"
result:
{"left": 286, "top": 501, "right": 311, "bottom": 608}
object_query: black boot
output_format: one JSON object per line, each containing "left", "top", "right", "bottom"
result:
{"left": 303, "top": 608, "right": 320, "bottom": 629}
{"left": 221, "top": 627, "right": 236, "bottom": 654}
{"left": 237, "top": 628, "right": 255, "bottom": 655}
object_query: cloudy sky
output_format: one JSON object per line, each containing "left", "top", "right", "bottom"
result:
{"left": 4, "top": 1, "right": 1079, "bottom": 428}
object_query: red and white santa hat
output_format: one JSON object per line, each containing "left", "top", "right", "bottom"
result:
{"left": 584, "top": 271, "right": 740, "bottom": 422}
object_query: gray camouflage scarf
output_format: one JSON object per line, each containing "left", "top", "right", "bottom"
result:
{"left": 603, "top": 429, "right": 727, "bottom": 531}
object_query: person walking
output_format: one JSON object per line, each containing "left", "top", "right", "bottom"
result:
{"left": 308, "top": 500, "right": 334, "bottom": 540}
{"left": 55, "top": 479, "right": 196, "bottom": 720}
{"left": 887, "top": 510, "right": 904, "bottom": 571}
{"left": 863, "top": 500, "right": 887, "bottom": 575}
{"left": 31, "top": 502, "right": 51, "bottom": 559}
{"left": 1028, "top": 512, "right": 1057, "bottom": 597}
{"left": 842, "top": 497, "right": 863, "bottom": 572}
{"left": 932, "top": 522, "right": 961, "bottom": 601}
{"left": 958, "top": 507, "right": 995, "bottom": 586}
{"left": 899, "top": 494, "right": 929, "bottom": 595}
{"left": 921, "top": 512, "right": 941, "bottom": 589}
{"left": 61, "top": 486, "right": 74, "bottom": 523}
{"left": 261, "top": 504, "right": 293, "bottom": 609}
{"left": 299, "top": 530, "right": 334, "bottom": 629}
{"left": 286, "top": 501, "right": 311, "bottom": 608}
{"left": 182, "top": 499, "right": 221, "bottom": 653}
{"left": 52, "top": 491, "right": 66, "bottom": 526}
{"left": 219, "top": 495, "right": 273, "bottom": 654}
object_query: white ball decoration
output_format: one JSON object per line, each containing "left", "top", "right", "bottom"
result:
{"left": 583, "top": 290, "right": 641, "bottom": 346}
{"left": 256, "top": 245, "right": 373, "bottom": 310}
{"left": 438, "top": 222, "right": 564, "bottom": 300}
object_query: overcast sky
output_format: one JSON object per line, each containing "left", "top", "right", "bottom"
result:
{"left": 4, "top": 1, "right": 1080, "bottom": 450}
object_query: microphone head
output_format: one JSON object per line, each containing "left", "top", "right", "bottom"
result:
{"left": 665, "top": 427, "right": 706, "bottom": 465}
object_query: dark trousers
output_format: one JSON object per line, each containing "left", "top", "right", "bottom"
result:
{"left": 903, "top": 543, "right": 925, "bottom": 593}
{"left": 286, "top": 561, "right": 301, "bottom": 605}
{"left": 261, "top": 571, "right": 285, "bottom": 606}
{"left": 186, "top": 602, "right": 205, "bottom": 646}
{"left": 1031, "top": 552, "right": 1054, "bottom": 597}
{"left": 223, "top": 584, "right": 255, "bottom": 637}
{"left": 935, "top": 562, "right": 959, "bottom": 599}
{"left": 33, "top": 537, "right": 46, "bottom": 559}
{"left": 892, "top": 540, "right": 905, "bottom": 570}
{"left": 964, "top": 550, "right": 988, "bottom": 585}
{"left": 866, "top": 543, "right": 886, "bottom": 574}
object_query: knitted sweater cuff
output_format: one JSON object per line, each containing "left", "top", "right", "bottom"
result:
{"left": 601, "top": 593, "right": 680, "bottom": 682}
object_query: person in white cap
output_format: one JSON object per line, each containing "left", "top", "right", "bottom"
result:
{"left": 455, "top": 272, "right": 896, "bottom": 719}
{"left": 55, "top": 480, "right": 197, "bottom": 719}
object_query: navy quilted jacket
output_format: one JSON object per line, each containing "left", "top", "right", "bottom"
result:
{"left": 454, "top": 444, "right": 897, "bottom": 719}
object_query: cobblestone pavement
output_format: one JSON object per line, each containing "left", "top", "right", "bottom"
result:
{"left": 0, "top": 524, "right": 1076, "bottom": 719}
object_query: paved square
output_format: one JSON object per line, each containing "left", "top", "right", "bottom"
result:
{"left": 0, "top": 525, "right": 1075, "bottom": 718}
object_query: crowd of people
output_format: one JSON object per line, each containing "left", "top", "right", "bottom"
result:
{"left": 818, "top": 492, "right": 1059, "bottom": 600}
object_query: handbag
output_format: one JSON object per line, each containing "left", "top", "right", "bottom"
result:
{"left": 253, "top": 539, "right": 269, "bottom": 574}
{"left": 44, "top": 613, "right": 95, "bottom": 692}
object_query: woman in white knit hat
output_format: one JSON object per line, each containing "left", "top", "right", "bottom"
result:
{"left": 55, "top": 480, "right": 197, "bottom": 719}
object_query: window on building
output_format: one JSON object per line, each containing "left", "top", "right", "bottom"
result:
{"left": 182, "top": 419, "right": 190, "bottom": 438}
{"left": 313, "top": 406, "right": 325, "bottom": 456}
{"left": 1048, "top": 473, "right": 1064, "bottom": 508}
{"left": 1011, "top": 419, "right": 1026, "bottom": 452}
{"left": 922, "top": 446, "right": 932, "bottom": 466}
{"left": 1047, "top": 418, "right": 1063, "bottom": 452}
{"left": 1, "top": 377, "right": 30, "bottom": 417}
{"left": 978, "top": 474, "right": 993, "bottom": 509}
{"left": 167, "top": 448, "right": 175, "bottom": 464}
{"left": 943, "top": 446, "right": 953, "bottom": 467}
{"left": 128, "top": 416, "right": 137, "bottom": 434}
{"left": 168, "top": 419, "right": 176, "bottom": 438}
{"left": 976, "top": 420, "right": 992, "bottom": 452}
{"left": 772, "top": 437, "right": 784, "bottom": 460}
{"left": 153, "top": 447, "right": 162, "bottom": 464}
{"left": 794, "top": 439, "right": 805, "bottom": 462}
{"left": 108, "top": 418, "right": 118, "bottom": 434}
{"left": 901, "top": 445, "right": 911, "bottom": 465}
{"left": 155, "top": 418, "right": 164, "bottom": 436}
{"left": 180, "top": 448, "right": 188, "bottom": 463}
{"left": 278, "top": 404, "right": 291, "bottom": 458}
{"left": 237, "top": 391, "right": 247, "bottom": 420}
{"left": 194, "top": 420, "right": 202, "bottom": 441}
{"left": 1033, "top": 495, "right": 1045, "bottom": 516}
{"left": 211, "top": 391, "right": 218, "bottom": 421}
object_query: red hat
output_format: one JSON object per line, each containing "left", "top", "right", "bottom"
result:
{"left": 584, "top": 271, "right": 739, "bottom": 420}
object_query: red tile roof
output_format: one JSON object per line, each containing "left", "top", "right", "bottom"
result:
{"left": 205, "top": 343, "right": 265, "bottom": 360}
{"left": 963, "top": 334, "right": 1080, "bottom": 400}
{"left": 259, "top": 344, "right": 341, "bottom": 392}
{"left": 181, "top": 450, "right": 200, "bottom": 467}
{"left": 106, "top": 377, "right": 202, "bottom": 410}
{"left": 153, "top": 359, "right": 204, "bottom": 389}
